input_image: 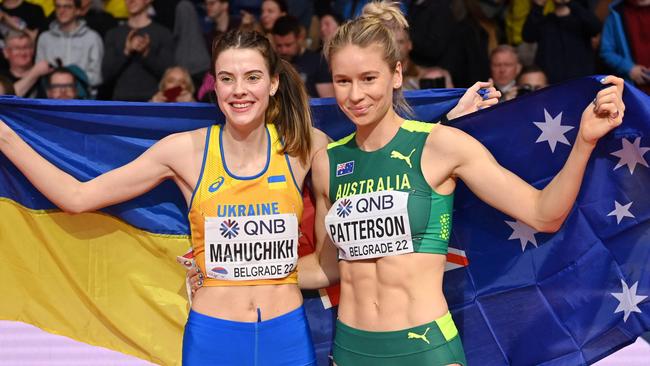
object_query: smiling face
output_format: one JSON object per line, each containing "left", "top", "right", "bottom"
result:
{"left": 330, "top": 44, "right": 402, "bottom": 128}
{"left": 213, "top": 48, "right": 279, "bottom": 129}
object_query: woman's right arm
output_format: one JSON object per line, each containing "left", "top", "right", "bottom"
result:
{"left": 0, "top": 119, "right": 186, "bottom": 213}
{"left": 298, "top": 148, "right": 340, "bottom": 290}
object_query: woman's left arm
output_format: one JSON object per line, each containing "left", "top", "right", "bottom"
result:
{"left": 440, "top": 76, "right": 625, "bottom": 232}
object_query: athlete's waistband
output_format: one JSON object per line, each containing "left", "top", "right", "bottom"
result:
{"left": 187, "top": 305, "right": 307, "bottom": 331}
{"left": 334, "top": 312, "right": 459, "bottom": 356}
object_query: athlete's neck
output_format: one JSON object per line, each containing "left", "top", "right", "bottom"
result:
{"left": 355, "top": 108, "right": 403, "bottom": 152}
{"left": 221, "top": 122, "right": 268, "bottom": 174}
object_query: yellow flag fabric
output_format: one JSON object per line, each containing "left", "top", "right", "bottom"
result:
{"left": 0, "top": 198, "right": 190, "bottom": 366}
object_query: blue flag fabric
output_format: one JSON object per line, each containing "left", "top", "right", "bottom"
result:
{"left": 445, "top": 77, "right": 650, "bottom": 365}
{"left": 0, "top": 77, "right": 648, "bottom": 365}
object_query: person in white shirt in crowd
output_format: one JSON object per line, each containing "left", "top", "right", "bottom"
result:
{"left": 36, "top": 0, "right": 103, "bottom": 89}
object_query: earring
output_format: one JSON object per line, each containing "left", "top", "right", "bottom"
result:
{"left": 270, "top": 90, "right": 276, "bottom": 96}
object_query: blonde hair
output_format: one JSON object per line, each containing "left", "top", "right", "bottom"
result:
{"left": 159, "top": 66, "right": 195, "bottom": 94}
{"left": 212, "top": 30, "right": 312, "bottom": 164}
{"left": 325, "top": 1, "right": 412, "bottom": 117}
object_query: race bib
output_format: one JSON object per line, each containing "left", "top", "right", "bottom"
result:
{"left": 204, "top": 214, "right": 298, "bottom": 281}
{"left": 325, "top": 191, "right": 413, "bottom": 260}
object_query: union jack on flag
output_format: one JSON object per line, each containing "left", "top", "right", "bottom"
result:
{"left": 336, "top": 161, "right": 354, "bottom": 177}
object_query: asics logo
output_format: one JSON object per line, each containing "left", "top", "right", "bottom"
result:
{"left": 390, "top": 148, "right": 416, "bottom": 168}
{"left": 407, "top": 327, "right": 430, "bottom": 344}
{"left": 208, "top": 177, "right": 225, "bottom": 193}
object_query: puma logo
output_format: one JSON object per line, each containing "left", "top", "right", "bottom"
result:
{"left": 390, "top": 148, "right": 416, "bottom": 168}
{"left": 407, "top": 327, "right": 430, "bottom": 344}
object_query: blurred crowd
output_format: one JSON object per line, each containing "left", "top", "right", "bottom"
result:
{"left": 0, "top": 0, "right": 647, "bottom": 103}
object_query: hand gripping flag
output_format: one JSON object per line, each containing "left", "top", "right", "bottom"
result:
{"left": 0, "top": 77, "right": 648, "bottom": 365}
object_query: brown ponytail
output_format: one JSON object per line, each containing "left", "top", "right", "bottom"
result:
{"left": 211, "top": 30, "right": 312, "bottom": 164}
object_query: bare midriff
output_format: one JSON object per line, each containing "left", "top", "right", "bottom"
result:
{"left": 337, "top": 252, "right": 447, "bottom": 331}
{"left": 192, "top": 283, "right": 303, "bottom": 321}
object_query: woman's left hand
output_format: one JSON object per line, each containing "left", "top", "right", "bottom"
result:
{"left": 447, "top": 80, "right": 501, "bottom": 120}
{"left": 578, "top": 76, "right": 625, "bottom": 146}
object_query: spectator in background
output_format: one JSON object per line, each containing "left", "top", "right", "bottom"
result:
{"left": 0, "top": 74, "right": 16, "bottom": 94}
{"left": 600, "top": 0, "right": 650, "bottom": 94}
{"left": 407, "top": 0, "right": 490, "bottom": 88}
{"left": 36, "top": 0, "right": 104, "bottom": 89}
{"left": 260, "top": 0, "right": 287, "bottom": 34}
{"left": 416, "top": 67, "right": 455, "bottom": 89}
{"left": 490, "top": 44, "right": 522, "bottom": 101}
{"left": 523, "top": 0, "right": 601, "bottom": 84}
{"left": 271, "top": 15, "right": 334, "bottom": 98}
{"left": 202, "top": 0, "right": 258, "bottom": 50}
{"left": 204, "top": 0, "right": 241, "bottom": 49}
{"left": 0, "top": 0, "right": 48, "bottom": 39}
{"left": 79, "top": 0, "right": 118, "bottom": 38}
{"left": 102, "top": 0, "right": 173, "bottom": 101}
{"left": 318, "top": 11, "right": 342, "bottom": 50}
{"left": 0, "top": 31, "right": 51, "bottom": 98}
{"left": 150, "top": 66, "right": 195, "bottom": 102}
{"left": 45, "top": 67, "right": 78, "bottom": 99}
{"left": 173, "top": 1, "right": 210, "bottom": 90}
{"left": 514, "top": 64, "right": 548, "bottom": 98}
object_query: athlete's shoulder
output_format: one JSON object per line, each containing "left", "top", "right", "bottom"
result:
{"left": 400, "top": 120, "right": 437, "bottom": 134}
{"left": 311, "top": 127, "right": 330, "bottom": 153}
{"left": 425, "top": 122, "right": 483, "bottom": 159}
{"left": 327, "top": 132, "right": 355, "bottom": 150}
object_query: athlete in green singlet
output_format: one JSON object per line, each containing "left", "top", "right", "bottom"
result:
{"left": 297, "top": 1, "right": 626, "bottom": 365}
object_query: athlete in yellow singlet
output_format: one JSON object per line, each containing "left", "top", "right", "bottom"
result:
{"left": 0, "top": 29, "right": 330, "bottom": 365}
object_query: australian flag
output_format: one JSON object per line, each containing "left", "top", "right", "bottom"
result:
{"left": 420, "top": 77, "right": 649, "bottom": 365}
{"left": 335, "top": 161, "right": 355, "bottom": 177}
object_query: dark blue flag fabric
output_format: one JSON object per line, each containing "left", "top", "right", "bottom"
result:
{"left": 0, "top": 77, "right": 648, "bottom": 365}
{"left": 446, "top": 77, "right": 650, "bottom": 365}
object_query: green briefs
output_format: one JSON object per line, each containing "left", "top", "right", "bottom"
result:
{"left": 333, "top": 312, "right": 467, "bottom": 366}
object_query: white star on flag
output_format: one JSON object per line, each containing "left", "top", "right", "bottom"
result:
{"left": 610, "top": 137, "right": 650, "bottom": 174}
{"left": 611, "top": 279, "right": 647, "bottom": 322}
{"left": 505, "top": 220, "right": 538, "bottom": 251}
{"left": 533, "top": 109, "right": 574, "bottom": 153}
{"left": 607, "top": 200, "right": 635, "bottom": 224}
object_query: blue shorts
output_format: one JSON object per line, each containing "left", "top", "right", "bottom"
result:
{"left": 182, "top": 306, "right": 316, "bottom": 366}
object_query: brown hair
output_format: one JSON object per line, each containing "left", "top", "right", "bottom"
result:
{"left": 211, "top": 30, "right": 312, "bottom": 164}
{"left": 324, "top": 1, "right": 412, "bottom": 117}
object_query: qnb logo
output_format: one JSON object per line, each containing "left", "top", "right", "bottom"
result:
{"left": 336, "top": 199, "right": 353, "bottom": 218}
{"left": 220, "top": 219, "right": 239, "bottom": 239}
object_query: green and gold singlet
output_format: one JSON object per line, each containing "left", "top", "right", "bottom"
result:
{"left": 325, "top": 120, "right": 453, "bottom": 260}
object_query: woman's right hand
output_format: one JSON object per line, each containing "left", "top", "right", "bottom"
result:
{"left": 187, "top": 267, "right": 204, "bottom": 297}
